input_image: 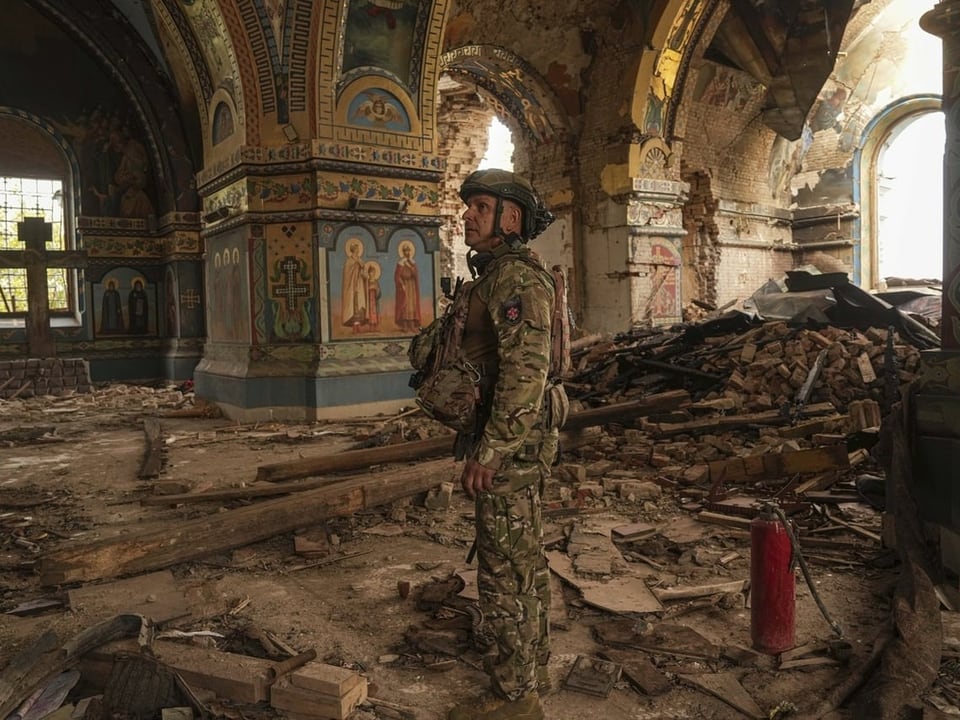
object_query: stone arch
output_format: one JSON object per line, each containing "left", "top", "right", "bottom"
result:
{"left": 439, "top": 45, "right": 571, "bottom": 148}
{"left": 30, "top": 0, "right": 199, "bottom": 213}
{"left": 0, "top": 108, "right": 82, "bottom": 218}
{"left": 854, "top": 93, "right": 942, "bottom": 288}
{"left": 628, "top": 0, "right": 717, "bottom": 174}
{"left": 436, "top": 46, "right": 573, "bottom": 280}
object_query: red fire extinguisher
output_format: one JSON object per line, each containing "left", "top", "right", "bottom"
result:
{"left": 750, "top": 503, "right": 795, "bottom": 654}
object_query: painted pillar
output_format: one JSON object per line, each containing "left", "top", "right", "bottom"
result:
{"left": 626, "top": 178, "right": 689, "bottom": 328}
{"left": 922, "top": 2, "right": 960, "bottom": 349}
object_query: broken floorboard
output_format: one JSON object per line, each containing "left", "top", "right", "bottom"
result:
{"left": 37, "top": 458, "right": 456, "bottom": 586}
{"left": 677, "top": 672, "right": 765, "bottom": 719}
{"left": 66, "top": 570, "right": 190, "bottom": 625}
{"left": 138, "top": 418, "right": 164, "bottom": 479}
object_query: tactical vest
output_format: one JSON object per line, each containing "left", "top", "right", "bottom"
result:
{"left": 408, "top": 249, "right": 571, "bottom": 433}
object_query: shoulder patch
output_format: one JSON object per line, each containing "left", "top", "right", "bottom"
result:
{"left": 502, "top": 296, "right": 522, "bottom": 324}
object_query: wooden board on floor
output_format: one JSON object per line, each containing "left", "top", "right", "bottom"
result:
{"left": 677, "top": 672, "right": 764, "bottom": 719}
{"left": 547, "top": 551, "right": 662, "bottom": 614}
{"left": 67, "top": 570, "right": 190, "bottom": 625}
{"left": 599, "top": 648, "right": 672, "bottom": 696}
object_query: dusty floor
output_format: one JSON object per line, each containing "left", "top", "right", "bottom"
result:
{"left": 0, "top": 384, "right": 957, "bottom": 719}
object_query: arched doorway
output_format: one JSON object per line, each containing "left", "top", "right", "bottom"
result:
{"left": 856, "top": 94, "right": 942, "bottom": 289}
{"left": 876, "top": 111, "right": 944, "bottom": 286}
{"left": 479, "top": 117, "right": 514, "bottom": 171}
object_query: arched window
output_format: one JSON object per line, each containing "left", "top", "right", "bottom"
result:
{"left": 0, "top": 177, "right": 68, "bottom": 313}
{"left": 876, "top": 111, "right": 943, "bottom": 285}
{"left": 855, "top": 95, "right": 942, "bottom": 290}
{"left": 0, "top": 111, "right": 81, "bottom": 326}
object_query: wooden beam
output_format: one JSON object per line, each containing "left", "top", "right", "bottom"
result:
{"left": 561, "top": 389, "right": 690, "bottom": 431}
{"left": 138, "top": 418, "right": 164, "bottom": 479}
{"left": 646, "top": 402, "right": 835, "bottom": 436}
{"left": 37, "top": 459, "right": 456, "bottom": 587}
{"left": 143, "top": 472, "right": 361, "bottom": 506}
{"left": 256, "top": 389, "right": 690, "bottom": 483}
{"left": 708, "top": 445, "right": 850, "bottom": 486}
{"left": 256, "top": 435, "right": 454, "bottom": 482}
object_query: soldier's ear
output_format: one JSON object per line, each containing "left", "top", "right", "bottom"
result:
{"left": 501, "top": 201, "right": 522, "bottom": 234}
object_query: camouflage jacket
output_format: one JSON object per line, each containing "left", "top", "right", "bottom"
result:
{"left": 463, "top": 246, "right": 555, "bottom": 471}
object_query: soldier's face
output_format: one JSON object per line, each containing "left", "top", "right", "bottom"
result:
{"left": 462, "top": 193, "right": 502, "bottom": 253}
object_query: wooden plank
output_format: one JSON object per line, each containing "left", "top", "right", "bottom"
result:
{"left": 550, "top": 389, "right": 691, "bottom": 431}
{"left": 695, "top": 511, "right": 752, "bottom": 531}
{"left": 38, "top": 458, "right": 456, "bottom": 586}
{"left": 598, "top": 649, "right": 671, "bottom": 696}
{"left": 593, "top": 618, "right": 720, "bottom": 661}
{"left": 677, "top": 672, "right": 764, "bottom": 719}
{"left": 138, "top": 418, "right": 164, "bottom": 479}
{"left": 653, "top": 579, "right": 746, "bottom": 602}
{"left": 271, "top": 677, "right": 367, "bottom": 719}
{"left": 779, "top": 656, "right": 842, "bottom": 670}
{"left": 611, "top": 522, "right": 657, "bottom": 542}
{"left": 67, "top": 570, "right": 190, "bottom": 625}
{"left": 708, "top": 445, "right": 849, "bottom": 485}
{"left": 546, "top": 551, "right": 662, "bottom": 614}
{"left": 290, "top": 663, "right": 364, "bottom": 697}
{"left": 255, "top": 390, "right": 690, "bottom": 484}
{"left": 144, "top": 466, "right": 386, "bottom": 506}
{"left": 778, "top": 416, "right": 847, "bottom": 439}
{"left": 648, "top": 402, "right": 835, "bottom": 436}
{"left": 256, "top": 436, "right": 454, "bottom": 483}
{"left": 794, "top": 472, "right": 840, "bottom": 495}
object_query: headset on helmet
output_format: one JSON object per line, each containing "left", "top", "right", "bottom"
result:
{"left": 459, "top": 169, "right": 555, "bottom": 240}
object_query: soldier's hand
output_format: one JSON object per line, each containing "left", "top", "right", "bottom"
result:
{"left": 460, "top": 459, "right": 495, "bottom": 499}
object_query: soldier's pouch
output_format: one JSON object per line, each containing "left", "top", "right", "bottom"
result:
{"left": 407, "top": 318, "right": 442, "bottom": 371}
{"left": 414, "top": 355, "right": 481, "bottom": 433}
{"left": 543, "top": 381, "right": 569, "bottom": 430}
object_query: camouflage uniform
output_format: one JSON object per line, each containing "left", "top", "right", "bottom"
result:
{"left": 460, "top": 244, "right": 556, "bottom": 702}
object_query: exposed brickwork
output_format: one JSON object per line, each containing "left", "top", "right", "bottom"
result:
{"left": 435, "top": 89, "right": 491, "bottom": 283}
{"left": 681, "top": 170, "right": 721, "bottom": 308}
{"left": 677, "top": 54, "right": 806, "bottom": 308}
{"left": 0, "top": 358, "right": 92, "bottom": 399}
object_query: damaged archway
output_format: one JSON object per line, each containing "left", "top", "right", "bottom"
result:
{"left": 855, "top": 94, "right": 943, "bottom": 289}
{"left": 436, "top": 44, "right": 573, "bottom": 289}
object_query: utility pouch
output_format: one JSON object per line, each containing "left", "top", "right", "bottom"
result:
{"left": 413, "top": 354, "right": 483, "bottom": 433}
{"left": 407, "top": 278, "right": 488, "bottom": 433}
{"left": 544, "top": 381, "right": 569, "bottom": 430}
{"left": 408, "top": 317, "right": 443, "bottom": 372}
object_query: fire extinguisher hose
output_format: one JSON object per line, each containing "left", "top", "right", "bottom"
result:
{"left": 767, "top": 503, "right": 844, "bottom": 639}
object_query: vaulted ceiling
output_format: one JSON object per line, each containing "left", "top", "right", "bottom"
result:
{"left": 103, "top": 0, "right": 868, "bottom": 143}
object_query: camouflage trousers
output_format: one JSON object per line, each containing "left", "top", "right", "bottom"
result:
{"left": 475, "top": 462, "right": 550, "bottom": 701}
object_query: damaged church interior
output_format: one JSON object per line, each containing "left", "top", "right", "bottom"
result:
{"left": 3, "top": 0, "right": 960, "bottom": 718}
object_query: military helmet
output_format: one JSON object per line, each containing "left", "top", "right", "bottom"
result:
{"left": 459, "top": 169, "right": 554, "bottom": 240}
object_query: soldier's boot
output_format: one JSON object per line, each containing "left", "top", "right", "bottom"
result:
{"left": 447, "top": 691, "right": 544, "bottom": 720}
{"left": 536, "top": 665, "right": 552, "bottom": 695}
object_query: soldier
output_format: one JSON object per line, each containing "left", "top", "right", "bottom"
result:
{"left": 447, "top": 169, "right": 558, "bottom": 720}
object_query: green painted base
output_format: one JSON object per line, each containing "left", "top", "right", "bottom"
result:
{"left": 193, "top": 367, "right": 416, "bottom": 421}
